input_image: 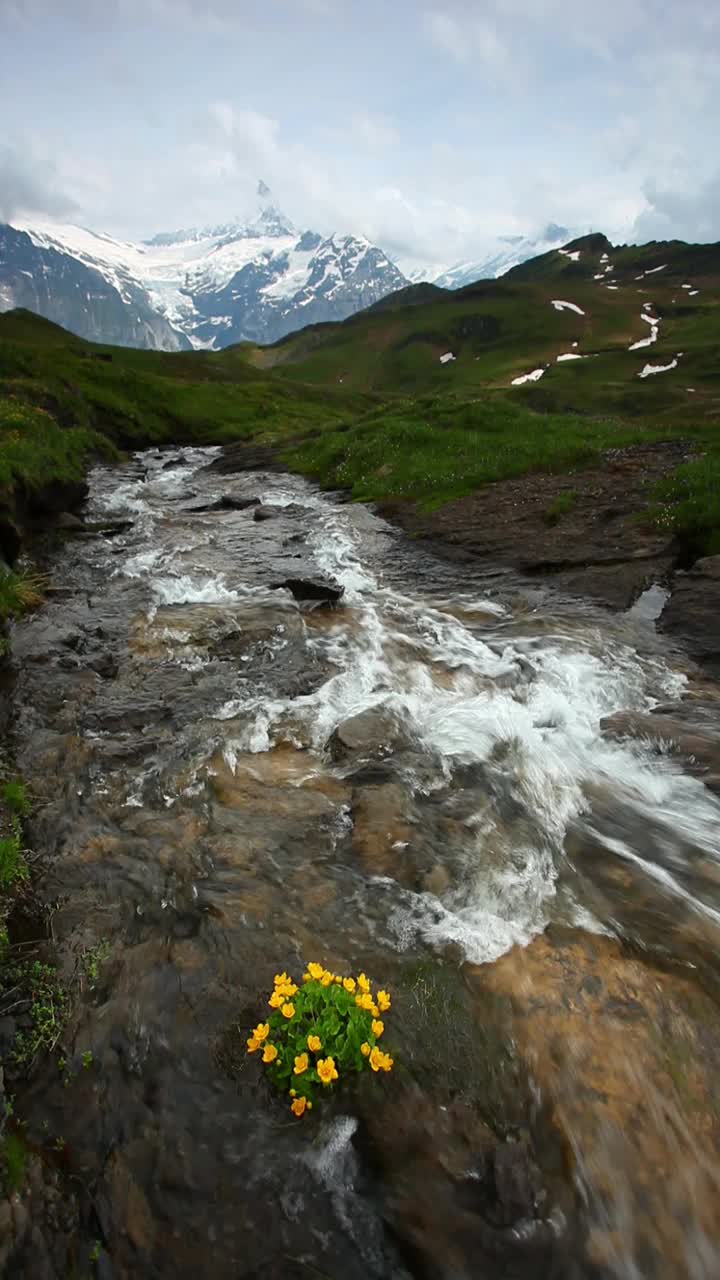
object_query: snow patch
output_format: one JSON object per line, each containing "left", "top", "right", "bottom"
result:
{"left": 645, "top": 264, "right": 667, "bottom": 274}
{"left": 638, "top": 358, "right": 678, "bottom": 379}
{"left": 551, "top": 300, "right": 585, "bottom": 316}
{"left": 557, "top": 352, "right": 584, "bottom": 361}
{"left": 511, "top": 368, "right": 546, "bottom": 385}
{"left": 558, "top": 248, "right": 581, "bottom": 262}
{"left": 439, "top": 352, "right": 456, "bottom": 365}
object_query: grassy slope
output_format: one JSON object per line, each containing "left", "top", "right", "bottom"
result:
{"left": 252, "top": 233, "right": 720, "bottom": 421}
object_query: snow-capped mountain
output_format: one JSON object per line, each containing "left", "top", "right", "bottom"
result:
{"left": 0, "top": 184, "right": 409, "bottom": 351}
{"left": 398, "top": 223, "right": 576, "bottom": 290}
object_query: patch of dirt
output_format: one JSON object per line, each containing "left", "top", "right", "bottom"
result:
{"left": 379, "top": 441, "right": 695, "bottom": 610}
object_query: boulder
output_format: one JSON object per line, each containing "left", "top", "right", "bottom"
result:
{"left": 272, "top": 575, "right": 344, "bottom": 604}
{"left": 253, "top": 505, "right": 276, "bottom": 522}
{"left": 328, "top": 706, "right": 404, "bottom": 759}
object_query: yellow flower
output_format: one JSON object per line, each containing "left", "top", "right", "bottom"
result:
{"left": 343, "top": 977, "right": 356, "bottom": 993}
{"left": 320, "top": 970, "right": 334, "bottom": 987}
{"left": 291, "top": 1096, "right": 308, "bottom": 1117}
{"left": 294, "top": 1053, "right": 309, "bottom": 1075}
{"left": 303, "top": 972, "right": 312, "bottom": 983}
{"left": 377, "top": 990, "right": 391, "bottom": 1012}
{"left": 334, "top": 975, "right": 342, "bottom": 985}
{"left": 370, "top": 1046, "right": 387, "bottom": 1073}
{"left": 253, "top": 1023, "right": 270, "bottom": 1043}
{"left": 381, "top": 1053, "right": 393, "bottom": 1072}
{"left": 371, "top": 1019, "right": 384, "bottom": 1038}
{"left": 263, "top": 1043, "right": 278, "bottom": 1064}
{"left": 273, "top": 972, "right": 290, "bottom": 988}
{"left": 369, "top": 1003, "right": 379, "bottom": 1018}
{"left": 317, "top": 1057, "right": 339, "bottom": 1086}
{"left": 357, "top": 973, "right": 371, "bottom": 993}
{"left": 269, "top": 991, "right": 285, "bottom": 1009}
{"left": 290, "top": 1089, "right": 297, "bottom": 1097}
{"left": 307, "top": 1035, "right": 322, "bottom": 1053}
{"left": 276, "top": 982, "right": 298, "bottom": 998}
{"left": 307, "top": 962, "right": 324, "bottom": 980}
{"left": 247, "top": 1036, "right": 260, "bottom": 1053}
{"left": 281, "top": 1003, "right": 295, "bottom": 1019}
{"left": 355, "top": 993, "right": 375, "bottom": 1012}
{"left": 361, "top": 1042, "right": 371, "bottom": 1057}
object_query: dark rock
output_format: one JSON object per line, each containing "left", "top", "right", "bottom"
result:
{"left": 56, "top": 511, "right": 85, "bottom": 530}
{"left": 660, "top": 556, "right": 720, "bottom": 671}
{"left": 88, "top": 652, "right": 119, "bottom": 679}
{"left": 272, "top": 576, "right": 344, "bottom": 604}
{"left": 79, "top": 520, "right": 134, "bottom": 539}
{"left": 204, "top": 443, "right": 287, "bottom": 475}
{"left": 329, "top": 706, "right": 404, "bottom": 759}
{"left": 253, "top": 505, "right": 276, "bottom": 522}
{"left": 187, "top": 496, "right": 261, "bottom": 514}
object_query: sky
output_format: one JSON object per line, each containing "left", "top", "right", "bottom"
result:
{"left": 1, "top": 0, "right": 720, "bottom": 267}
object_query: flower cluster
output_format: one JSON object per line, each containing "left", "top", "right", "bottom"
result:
{"left": 247, "top": 965, "right": 393, "bottom": 1117}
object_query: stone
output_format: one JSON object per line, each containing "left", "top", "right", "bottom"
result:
{"left": 253, "top": 505, "right": 276, "bottom": 522}
{"left": 187, "top": 496, "right": 261, "bottom": 514}
{"left": 56, "top": 511, "right": 85, "bottom": 530}
{"left": 271, "top": 575, "right": 344, "bottom": 604}
{"left": 329, "top": 707, "right": 405, "bottom": 760}
{"left": 660, "top": 558, "right": 720, "bottom": 671}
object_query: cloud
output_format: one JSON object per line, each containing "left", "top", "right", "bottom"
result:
{"left": 634, "top": 173, "right": 720, "bottom": 244}
{"left": 0, "top": 144, "right": 78, "bottom": 222}
{"left": 423, "top": 8, "right": 508, "bottom": 70}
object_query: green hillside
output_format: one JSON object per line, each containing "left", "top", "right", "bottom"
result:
{"left": 251, "top": 233, "right": 720, "bottom": 425}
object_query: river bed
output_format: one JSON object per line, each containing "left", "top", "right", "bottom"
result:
{"left": 8, "top": 446, "right": 720, "bottom": 1278}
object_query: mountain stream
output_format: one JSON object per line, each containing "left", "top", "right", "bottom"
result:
{"left": 8, "top": 447, "right": 720, "bottom": 1278}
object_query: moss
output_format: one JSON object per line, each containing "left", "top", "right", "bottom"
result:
{"left": 1, "top": 1131, "right": 27, "bottom": 1195}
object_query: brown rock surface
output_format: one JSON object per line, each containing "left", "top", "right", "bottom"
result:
{"left": 468, "top": 928, "right": 720, "bottom": 1277}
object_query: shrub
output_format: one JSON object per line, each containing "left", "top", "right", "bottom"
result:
{"left": 0, "top": 833, "right": 27, "bottom": 890}
{"left": 247, "top": 964, "right": 393, "bottom": 1117}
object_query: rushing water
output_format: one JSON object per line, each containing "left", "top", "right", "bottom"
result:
{"left": 9, "top": 447, "right": 720, "bottom": 1278}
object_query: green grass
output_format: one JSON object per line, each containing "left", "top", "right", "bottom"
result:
{"left": 650, "top": 457, "right": 720, "bottom": 559}
{"left": 286, "top": 392, "right": 665, "bottom": 507}
{"left": 0, "top": 569, "right": 45, "bottom": 622}
{"left": 544, "top": 490, "right": 580, "bottom": 525}
{"left": 0, "top": 832, "right": 28, "bottom": 890}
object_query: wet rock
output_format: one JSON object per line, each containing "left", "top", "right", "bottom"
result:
{"left": 359, "top": 1088, "right": 558, "bottom": 1280}
{"left": 87, "top": 652, "right": 119, "bottom": 679}
{"left": 271, "top": 575, "right": 344, "bottom": 604}
{"left": 351, "top": 782, "right": 417, "bottom": 881}
{"left": 187, "top": 496, "right": 261, "bottom": 513}
{"left": 660, "top": 555, "right": 720, "bottom": 671}
{"left": 329, "top": 707, "right": 406, "bottom": 760}
{"left": 204, "top": 442, "right": 286, "bottom": 474}
{"left": 601, "top": 709, "right": 720, "bottom": 790}
{"left": 56, "top": 511, "right": 85, "bottom": 530}
{"left": 253, "top": 505, "right": 276, "bottom": 522}
{"left": 470, "top": 927, "right": 720, "bottom": 1277}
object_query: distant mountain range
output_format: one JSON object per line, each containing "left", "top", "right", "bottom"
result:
{"left": 0, "top": 183, "right": 594, "bottom": 350}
